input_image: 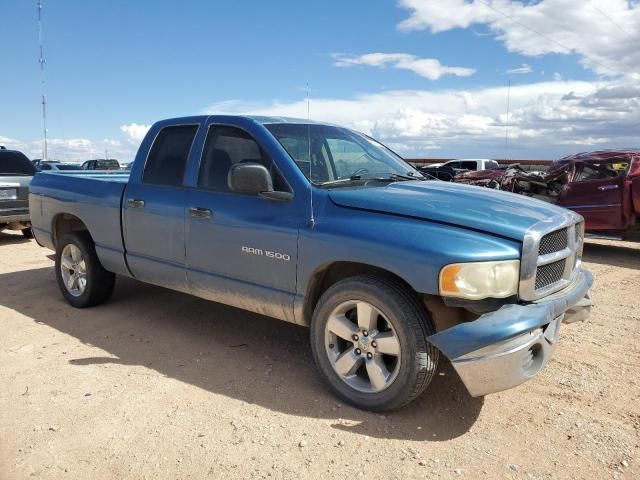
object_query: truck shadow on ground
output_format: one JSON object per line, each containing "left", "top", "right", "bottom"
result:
{"left": 0, "top": 266, "right": 484, "bottom": 442}
{"left": 0, "top": 231, "right": 31, "bottom": 245}
{"left": 583, "top": 242, "right": 640, "bottom": 269}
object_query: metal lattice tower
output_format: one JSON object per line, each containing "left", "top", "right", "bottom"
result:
{"left": 37, "top": 0, "right": 48, "bottom": 161}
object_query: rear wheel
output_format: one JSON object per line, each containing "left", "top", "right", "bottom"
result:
{"left": 310, "top": 275, "right": 439, "bottom": 411}
{"left": 55, "top": 232, "right": 115, "bottom": 308}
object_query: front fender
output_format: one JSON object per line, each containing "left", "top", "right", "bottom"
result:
{"left": 298, "top": 198, "right": 522, "bottom": 297}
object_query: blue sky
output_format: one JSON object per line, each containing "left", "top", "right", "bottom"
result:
{"left": 1, "top": 0, "right": 638, "bottom": 161}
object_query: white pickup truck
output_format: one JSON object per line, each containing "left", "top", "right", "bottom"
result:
{"left": 432, "top": 158, "right": 500, "bottom": 170}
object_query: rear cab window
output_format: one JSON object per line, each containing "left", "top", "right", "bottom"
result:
{"left": 142, "top": 125, "right": 198, "bottom": 186}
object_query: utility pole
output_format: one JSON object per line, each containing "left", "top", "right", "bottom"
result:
{"left": 37, "top": 0, "right": 48, "bottom": 161}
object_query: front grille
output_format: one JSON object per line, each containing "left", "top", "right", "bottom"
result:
{"left": 520, "top": 217, "right": 583, "bottom": 301}
{"left": 539, "top": 228, "right": 568, "bottom": 255}
{"left": 535, "top": 259, "right": 566, "bottom": 290}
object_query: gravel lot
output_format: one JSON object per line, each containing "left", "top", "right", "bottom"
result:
{"left": 1, "top": 230, "right": 638, "bottom": 479}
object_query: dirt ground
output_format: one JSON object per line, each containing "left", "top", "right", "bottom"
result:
{"left": 0, "top": 230, "right": 638, "bottom": 480}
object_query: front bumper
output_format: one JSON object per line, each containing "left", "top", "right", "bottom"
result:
{"left": 428, "top": 268, "right": 593, "bottom": 397}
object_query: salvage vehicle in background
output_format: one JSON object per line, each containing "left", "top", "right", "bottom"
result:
{"left": 1, "top": 149, "right": 35, "bottom": 238}
{"left": 436, "top": 158, "right": 500, "bottom": 171}
{"left": 455, "top": 150, "right": 640, "bottom": 238}
{"left": 29, "top": 115, "right": 592, "bottom": 411}
{"left": 417, "top": 158, "right": 500, "bottom": 181}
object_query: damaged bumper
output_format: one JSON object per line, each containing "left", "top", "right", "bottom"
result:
{"left": 428, "top": 268, "right": 593, "bottom": 397}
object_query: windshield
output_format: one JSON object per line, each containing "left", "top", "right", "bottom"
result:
{"left": 0, "top": 151, "right": 36, "bottom": 175}
{"left": 265, "top": 123, "right": 423, "bottom": 186}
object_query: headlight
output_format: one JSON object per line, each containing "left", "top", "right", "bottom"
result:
{"left": 439, "top": 260, "right": 520, "bottom": 300}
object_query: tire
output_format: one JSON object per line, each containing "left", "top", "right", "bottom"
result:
{"left": 55, "top": 231, "right": 116, "bottom": 308}
{"left": 21, "top": 228, "right": 34, "bottom": 239}
{"left": 310, "top": 274, "right": 439, "bottom": 411}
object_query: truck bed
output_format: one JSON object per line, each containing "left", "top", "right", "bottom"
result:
{"left": 29, "top": 171, "right": 131, "bottom": 275}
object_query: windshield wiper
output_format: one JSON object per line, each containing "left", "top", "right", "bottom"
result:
{"left": 318, "top": 175, "right": 366, "bottom": 186}
{"left": 318, "top": 172, "right": 426, "bottom": 187}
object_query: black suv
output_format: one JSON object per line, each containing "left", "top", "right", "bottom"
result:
{"left": 1, "top": 149, "right": 36, "bottom": 238}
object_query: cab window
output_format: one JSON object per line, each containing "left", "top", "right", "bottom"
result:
{"left": 142, "top": 125, "right": 198, "bottom": 186}
{"left": 198, "top": 126, "right": 290, "bottom": 193}
{"left": 575, "top": 164, "right": 620, "bottom": 182}
{"left": 460, "top": 161, "right": 478, "bottom": 170}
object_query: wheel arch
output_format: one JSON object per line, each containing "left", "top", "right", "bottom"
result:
{"left": 301, "top": 261, "right": 418, "bottom": 327}
{"left": 52, "top": 213, "right": 92, "bottom": 249}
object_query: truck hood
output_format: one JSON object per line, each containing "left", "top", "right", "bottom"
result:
{"left": 328, "top": 181, "right": 570, "bottom": 241}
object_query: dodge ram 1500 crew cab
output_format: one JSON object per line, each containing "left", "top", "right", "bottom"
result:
{"left": 29, "top": 115, "right": 593, "bottom": 411}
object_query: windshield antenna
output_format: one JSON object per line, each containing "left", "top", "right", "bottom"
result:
{"left": 307, "top": 82, "right": 315, "bottom": 228}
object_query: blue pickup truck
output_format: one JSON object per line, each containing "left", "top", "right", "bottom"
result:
{"left": 29, "top": 115, "right": 593, "bottom": 411}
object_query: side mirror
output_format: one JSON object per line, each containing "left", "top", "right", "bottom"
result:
{"left": 228, "top": 162, "right": 274, "bottom": 194}
{"left": 228, "top": 162, "right": 293, "bottom": 201}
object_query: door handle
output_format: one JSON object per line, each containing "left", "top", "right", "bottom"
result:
{"left": 597, "top": 185, "right": 619, "bottom": 191}
{"left": 127, "top": 198, "right": 145, "bottom": 208}
{"left": 189, "top": 207, "right": 213, "bottom": 219}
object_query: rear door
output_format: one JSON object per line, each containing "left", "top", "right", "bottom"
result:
{"left": 123, "top": 124, "right": 199, "bottom": 292}
{"left": 184, "top": 124, "right": 301, "bottom": 322}
{"left": 558, "top": 163, "right": 626, "bottom": 230}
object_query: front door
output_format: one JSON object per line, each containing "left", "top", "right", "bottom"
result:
{"left": 558, "top": 163, "right": 626, "bottom": 231}
{"left": 123, "top": 124, "right": 199, "bottom": 292}
{"left": 185, "top": 125, "right": 301, "bottom": 322}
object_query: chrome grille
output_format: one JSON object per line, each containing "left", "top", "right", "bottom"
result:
{"left": 519, "top": 212, "right": 584, "bottom": 301}
{"left": 538, "top": 228, "right": 568, "bottom": 256}
{"left": 535, "top": 259, "right": 566, "bottom": 290}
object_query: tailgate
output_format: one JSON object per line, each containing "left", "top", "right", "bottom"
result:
{"left": 0, "top": 176, "right": 31, "bottom": 217}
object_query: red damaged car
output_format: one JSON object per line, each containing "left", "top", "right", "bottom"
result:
{"left": 454, "top": 150, "right": 640, "bottom": 238}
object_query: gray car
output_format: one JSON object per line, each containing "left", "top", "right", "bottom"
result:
{"left": 38, "top": 162, "right": 84, "bottom": 171}
{"left": 0, "top": 149, "right": 35, "bottom": 238}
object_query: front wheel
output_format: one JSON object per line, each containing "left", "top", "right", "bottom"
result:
{"left": 21, "top": 228, "right": 34, "bottom": 239}
{"left": 55, "top": 232, "right": 115, "bottom": 308}
{"left": 310, "top": 275, "right": 439, "bottom": 411}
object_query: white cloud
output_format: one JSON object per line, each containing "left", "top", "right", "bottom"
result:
{"left": 333, "top": 53, "right": 476, "bottom": 80}
{"left": 0, "top": 136, "right": 26, "bottom": 150}
{"left": 397, "top": 0, "right": 640, "bottom": 77}
{"left": 2, "top": 121, "right": 153, "bottom": 162}
{"left": 202, "top": 78, "right": 640, "bottom": 159}
{"left": 0, "top": 135, "right": 139, "bottom": 162}
{"left": 507, "top": 64, "right": 532, "bottom": 75}
{"left": 120, "top": 123, "right": 151, "bottom": 142}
